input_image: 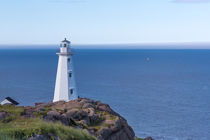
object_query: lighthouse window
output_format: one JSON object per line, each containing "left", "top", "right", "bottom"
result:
{"left": 69, "top": 73, "right": 72, "bottom": 78}
{"left": 64, "top": 44, "right": 67, "bottom": 47}
{"left": 68, "top": 58, "right": 70, "bottom": 62}
{"left": 70, "top": 89, "right": 73, "bottom": 94}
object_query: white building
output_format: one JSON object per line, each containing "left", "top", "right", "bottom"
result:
{"left": 53, "top": 38, "right": 78, "bottom": 102}
{"left": 0, "top": 97, "right": 19, "bottom": 105}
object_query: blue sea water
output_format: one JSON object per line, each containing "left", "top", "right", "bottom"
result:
{"left": 0, "top": 48, "right": 210, "bottom": 140}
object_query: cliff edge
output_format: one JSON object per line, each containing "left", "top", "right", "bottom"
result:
{"left": 0, "top": 98, "right": 151, "bottom": 140}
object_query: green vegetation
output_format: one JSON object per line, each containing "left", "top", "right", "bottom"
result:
{"left": 0, "top": 105, "right": 25, "bottom": 116}
{"left": 33, "top": 109, "right": 50, "bottom": 118}
{"left": 0, "top": 105, "right": 97, "bottom": 140}
{"left": 95, "top": 110, "right": 116, "bottom": 121}
{"left": 0, "top": 133, "right": 15, "bottom": 140}
{"left": 0, "top": 118, "right": 96, "bottom": 140}
{"left": 0, "top": 105, "right": 25, "bottom": 123}
{"left": 0, "top": 99, "right": 135, "bottom": 140}
{"left": 135, "top": 137, "right": 144, "bottom": 140}
{"left": 88, "top": 111, "right": 116, "bottom": 134}
{"left": 89, "top": 116, "right": 105, "bottom": 127}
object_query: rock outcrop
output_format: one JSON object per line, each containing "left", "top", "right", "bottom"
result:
{"left": 0, "top": 98, "right": 154, "bottom": 140}
{"left": 1, "top": 98, "right": 137, "bottom": 140}
{"left": 32, "top": 98, "right": 135, "bottom": 140}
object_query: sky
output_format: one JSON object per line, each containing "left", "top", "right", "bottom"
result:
{"left": 0, "top": 0, "right": 210, "bottom": 47}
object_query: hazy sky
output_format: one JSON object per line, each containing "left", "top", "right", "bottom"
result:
{"left": 0, "top": 0, "right": 210, "bottom": 45}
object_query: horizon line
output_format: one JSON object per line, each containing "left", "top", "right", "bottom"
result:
{"left": 0, "top": 42, "right": 210, "bottom": 49}
{"left": 0, "top": 42, "right": 210, "bottom": 45}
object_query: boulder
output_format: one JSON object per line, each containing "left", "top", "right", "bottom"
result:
{"left": 44, "top": 111, "right": 71, "bottom": 126}
{"left": 0, "top": 112, "right": 8, "bottom": 120}
{"left": 66, "top": 109, "right": 88, "bottom": 120}
{"left": 27, "top": 134, "right": 59, "bottom": 140}
{"left": 42, "top": 98, "right": 135, "bottom": 140}
{"left": 28, "top": 135, "right": 47, "bottom": 140}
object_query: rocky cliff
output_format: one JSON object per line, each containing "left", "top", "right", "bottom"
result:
{"left": 0, "top": 98, "right": 152, "bottom": 140}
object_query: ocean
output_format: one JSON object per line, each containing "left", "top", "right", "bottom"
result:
{"left": 0, "top": 48, "right": 210, "bottom": 140}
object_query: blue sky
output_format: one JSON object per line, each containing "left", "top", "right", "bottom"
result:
{"left": 0, "top": 0, "right": 210, "bottom": 46}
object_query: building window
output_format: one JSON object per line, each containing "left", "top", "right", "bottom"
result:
{"left": 64, "top": 44, "right": 67, "bottom": 47}
{"left": 70, "top": 89, "right": 73, "bottom": 94}
{"left": 69, "top": 72, "right": 72, "bottom": 78}
{"left": 68, "top": 58, "right": 70, "bottom": 62}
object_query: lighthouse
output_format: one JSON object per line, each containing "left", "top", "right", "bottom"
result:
{"left": 53, "top": 38, "right": 78, "bottom": 102}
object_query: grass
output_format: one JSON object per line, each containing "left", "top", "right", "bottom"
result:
{"left": 0, "top": 104, "right": 119, "bottom": 140}
{"left": 135, "top": 138, "right": 144, "bottom": 140}
{"left": 0, "top": 105, "right": 25, "bottom": 116}
{"left": 89, "top": 116, "right": 105, "bottom": 127}
{"left": 95, "top": 110, "right": 116, "bottom": 121}
{"left": 0, "top": 105, "right": 97, "bottom": 140}
{"left": 87, "top": 110, "right": 117, "bottom": 133}
{"left": 0, "top": 105, "right": 25, "bottom": 123}
{"left": 0, "top": 133, "right": 15, "bottom": 140}
{"left": 0, "top": 118, "right": 97, "bottom": 140}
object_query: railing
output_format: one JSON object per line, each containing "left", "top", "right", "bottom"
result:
{"left": 56, "top": 48, "right": 74, "bottom": 54}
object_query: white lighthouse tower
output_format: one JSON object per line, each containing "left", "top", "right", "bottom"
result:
{"left": 53, "top": 38, "right": 78, "bottom": 102}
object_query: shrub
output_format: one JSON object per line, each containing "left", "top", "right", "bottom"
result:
{"left": 0, "top": 119, "right": 96, "bottom": 140}
{"left": 0, "top": 105, "right": 96, "bottom": 140}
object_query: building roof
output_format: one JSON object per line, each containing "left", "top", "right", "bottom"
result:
{"left": 5, "top": 97, "right": 19, "bottom": 105}
{"left": 61, "top": 38, "right": 71, "bottom": 44}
